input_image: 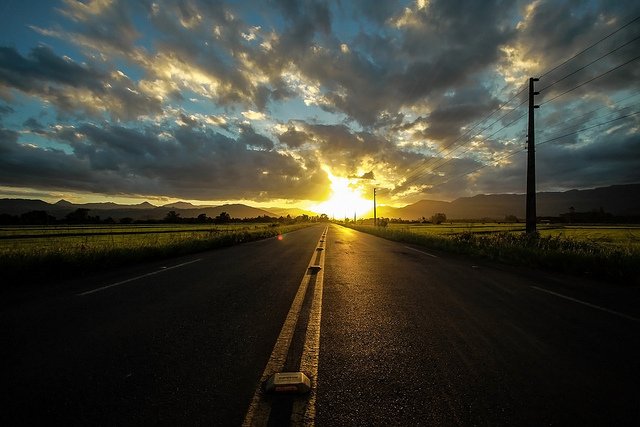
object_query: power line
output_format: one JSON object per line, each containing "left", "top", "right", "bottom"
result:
{"left": 543, "top": 103, "right": 638, "bottom": 135}
{"left": 397, "top": 84, "right": 528, "bottom": 186}
{"left": 538, "top": 34, "right": 640, "bottom": 92}
{"left": 540, "top": 54, "right": 640, "bottom": 106}
{"left": 408, "top": 111, "right": 639, "bottom": 193}
{"left": 393, "top": 15, "right": 640, "bottom": 197}
{"left": 541, "top": 89, "right": 640, "bottom": 131}
{"left": 537, "top": 110, "right": 640, "bottom": 146}
{"left": 399, "top": 111, "right": 527, "bottom": 191}
{"left": 539, "top": 14, "right": 640, "bottom": 78}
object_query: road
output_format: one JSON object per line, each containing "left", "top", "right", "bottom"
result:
{"left": 2, "top": 223, "right": 639, "bottom": 425}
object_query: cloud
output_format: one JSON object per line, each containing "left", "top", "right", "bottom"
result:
{"left": 0, "top": 46, "right": 162, "bottom": 120}
{"left": 349, "top": 171, "right": 375, "bottom": 180}
{"left": 1, "top": 0, "right": 638, "bottom": 205}
{"left": 0, "top": 121, "right": 330, "bottom": 201}
{"left": 241, "top": 110, "right": 266, "bottom": 121}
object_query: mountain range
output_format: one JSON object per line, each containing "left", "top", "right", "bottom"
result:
{"left": 0, "top": 183, "right": 638, "bottom": 221}
{"left": 0, "top": 199, "right": 318, "bottom": 220}
{"left": 377, "top": 184, "right": 640, "bottom": 219}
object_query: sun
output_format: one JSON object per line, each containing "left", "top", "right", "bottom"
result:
{"left": 310, "top": 170, "right": 372, "bottom": 219}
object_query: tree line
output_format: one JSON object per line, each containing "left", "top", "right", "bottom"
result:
{"left": 0, "top": 208, "right": 328, "bottom": 225}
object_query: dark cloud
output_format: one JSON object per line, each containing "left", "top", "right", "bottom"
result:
{"left": 509, "top": 0, "right": 640, "bottom": 98}
{"left": 277, "top": 125, "right": 312, "bottom": 148}
{"left": 0, "top": 103, "right": 14, "bottom": 125}
{"left": 0, "top": 46, "right": 162, "bottom": 120}
{"left": 0, "top": 121, "right": 329, "bottom": 201}
{"left": 0, "top": 0, "right": 638, "bottom": 204}
{"left": 0, "top": 45, "right": 106, "bottom": 95}
{"left": 237, "top": 124, "right": 275, "bottom": 150}
{"left": 350, "top": 171, "right": 375, "bottom": 180}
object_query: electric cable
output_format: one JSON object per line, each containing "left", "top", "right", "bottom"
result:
{"left": 539, "top": 14, "right": 640, "bottom": 78}
{"left": 539, "top": 34, "right": 640, "bottom": 92}
{"left": 540, "top": 54, "right": 640, "bottom": 106}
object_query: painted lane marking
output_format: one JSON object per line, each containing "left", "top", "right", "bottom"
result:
{"left": 243, "top": 227, "right": 328, "bottom": 427}
{"left": 291, "top": 228, "right": 326, "bottom": 426}
{"left": 77, "top": 259, "right": 202, "bottom": 296}
{"left": 530, "top": 285, "right": 640, "bottom": 323}
{"left": 404, "top": 245, "right": 439, "bottom": 258}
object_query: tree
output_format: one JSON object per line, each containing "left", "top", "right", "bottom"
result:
{"left": 20, "top": 210, "right": 55, "bottom": 225}
{"left": 164, "top": 210, "right": 181, "bottom": 223}
{"left": 197, "top": 213, "right": 209, "bottom": 223}
{"left": 505, "top": 214, "right": 519, "bottom": 223}
{"left": 431, "top": 213, "right": 447, "bottom": 225}
{"left": 214, "top": 211, "right": 231, "bottom": 224}
{"left": 66, "top": 208, "right": 91, "bottom": 224}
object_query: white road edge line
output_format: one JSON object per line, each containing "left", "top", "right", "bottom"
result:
{"left": 530, "top": 285, "right": 640, "bottom": 323}
{"left": 242, "top": 226, "right": 328, "bottom": 427}
{"left": 404, "top": 245, "right": 438, "bottom": 258}
{"left": 77, "top": 259, "right": 202, "bottom": 296}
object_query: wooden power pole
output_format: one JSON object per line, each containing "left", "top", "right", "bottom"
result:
{"left": 526, "top": 77, "right": 540, "bottom": 234}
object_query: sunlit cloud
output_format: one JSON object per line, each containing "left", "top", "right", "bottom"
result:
{"left": 0, "top": 0, "right": 638, "bottom": 207}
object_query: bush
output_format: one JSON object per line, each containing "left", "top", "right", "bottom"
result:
{"left": 347, "top": 225, "right": 639, "bottom": 284}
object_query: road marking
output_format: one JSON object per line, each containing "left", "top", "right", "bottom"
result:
{"left": 404, "top": 245, "right": 438, "bottom": 258}
{"left": 292, "top": 228, "right": 326, "bottom": 426}
{"left": 77, "top": 259, "right": 202, "bottom": 296}
{"left": 530, "top": 285, "right": 640, "bottom": 323}
{"left": 243, "top": 227, "right": 328, "bottom": 427}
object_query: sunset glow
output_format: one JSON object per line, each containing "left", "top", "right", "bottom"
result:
{"left": 0, "top": 1, "right": 637, "bottom": 207}
{"left": 310, "top": 170, "right": 372, "bottom": 219}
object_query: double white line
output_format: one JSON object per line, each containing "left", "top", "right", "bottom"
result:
{"left": 243, "top": 226, "right": 328, "bottom": 426}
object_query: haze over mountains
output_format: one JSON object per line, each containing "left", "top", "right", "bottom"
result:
{"left": 377, "top": 184, "right": 640, "bottom": 220}
{"left": 0, "top": 184, "right": 638, "bottom": 221}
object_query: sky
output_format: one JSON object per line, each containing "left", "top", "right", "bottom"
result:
{"left": 0, "top": 0, "right": 639, "bottom": 216}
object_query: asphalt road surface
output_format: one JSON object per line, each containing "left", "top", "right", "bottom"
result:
{"left": 2, "top": 223, "right": 639, "bottom": 425}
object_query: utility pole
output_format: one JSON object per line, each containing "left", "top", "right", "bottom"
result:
{"left": 526, "top": 77, "right": 540, "bottom": 234}
{"left": 373, "top": 187, "right": 377, "bottom": 227}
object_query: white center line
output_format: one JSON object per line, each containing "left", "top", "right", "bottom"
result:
{"left": 404, "top": 245, "right": 439, "bottom": 258}
{"left": 243, "top": 226, "right": 328, "bottom": 427}
{"left": 77, "top": 259, "right": 202, "bottom": 296}
{"left": 530, "top": 285, "right": 640, "bottom": 323}
{"left": 292, "top": 228, "right": 326, "bottom": 426}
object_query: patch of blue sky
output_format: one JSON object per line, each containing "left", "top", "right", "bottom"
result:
{"left": 269, "top": 95, "right": 350, "bottom": 127}
{"left": 0, "top": 0, "right": 64, "bottom": 52}
{"left": 329, "top": 1, "right": 383, "bottom": 43}
{"left": 18, "top": 131, "right": 74, "bottom": 154}
{"left": 0, "top": 92, "right": 50, "bottom": 129}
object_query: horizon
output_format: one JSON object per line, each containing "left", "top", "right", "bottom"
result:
{"left": 3, "top": 182, "right": 638, "bottom": 220}
{"left": 1, "top": 1, "right": 639, "bottom": 218}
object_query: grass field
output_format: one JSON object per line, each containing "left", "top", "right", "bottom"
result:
{"left": 386, "top": 223, "right": 640, "bottom": 249}
{"left": 349, "top": 223, "right": 640, "bottom": 284}
{"left": 0, "top": 222, "right": 314, "bottom": 281}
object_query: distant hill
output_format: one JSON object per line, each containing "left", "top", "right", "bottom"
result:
{"left": 0, "top": 199, "right": 52, "bottom": 216}
{"left": 377, "top": 183, "right": 640, "bottom": 220}
{"left": 266, "top": 207, "right": 318, "bottom": 218}
{"left": 0, "top": 200, "right": 276, "bottom": 220}
{"left": 2, "top": 184, "right": 638, "bottom": 221}
{"left": 162, "top": 201, "right": 215, "bottom": 210}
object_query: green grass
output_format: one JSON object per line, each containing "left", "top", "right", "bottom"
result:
{"left": 0, "top": 223, "right": 314, "bottom": 281}
{"left": 348, "top": 224, "right": 640, "bottom": 284}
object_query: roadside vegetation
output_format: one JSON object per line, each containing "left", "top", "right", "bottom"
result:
{"left": 345, "top": 223, "right": 640, "bottom": 285}
{"left": 1, "top": 220, "right": 318, "bottom": 282}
